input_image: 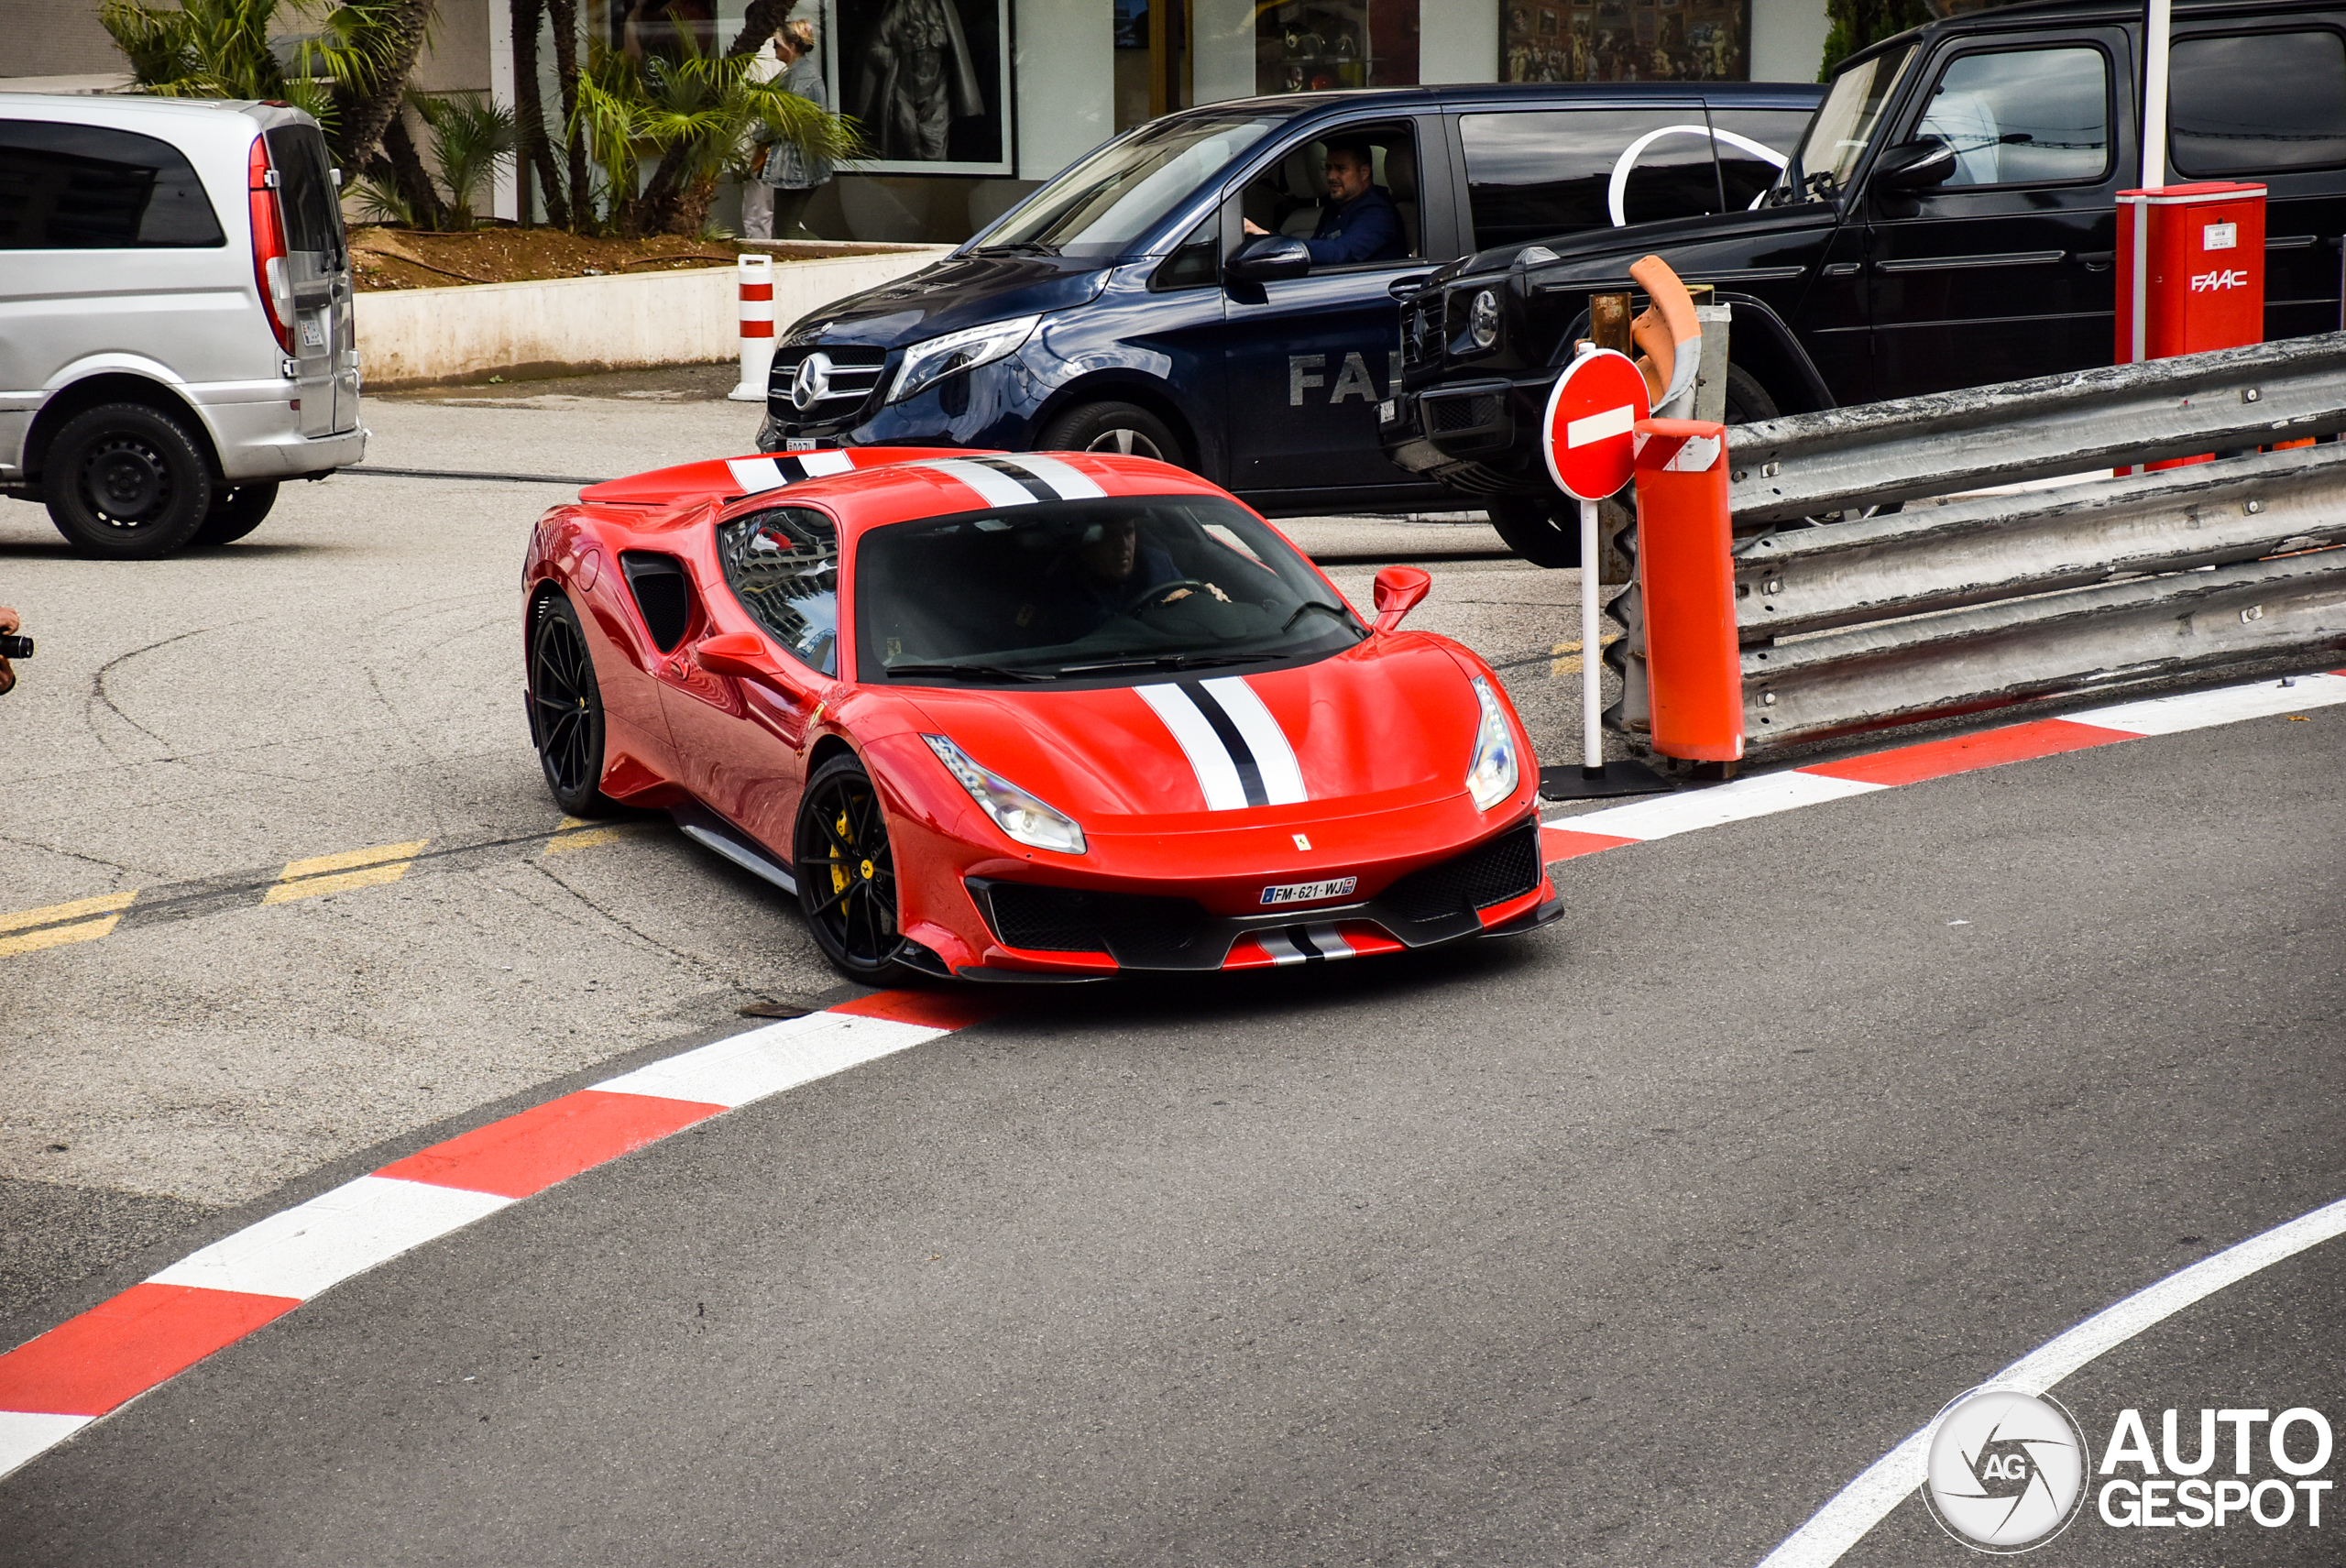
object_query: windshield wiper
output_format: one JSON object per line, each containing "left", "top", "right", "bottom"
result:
{"left": 1281, "top": 598, "right": 1351, "bottom": 632}
{"left": 970, "top": 240, "right": 1060, "bottom": 257}
{"left": 1056, "top": 652, "right": 1279, "bottom": 676}
{"left": 884, "top": 662, "right": 1053, "bottom": 683}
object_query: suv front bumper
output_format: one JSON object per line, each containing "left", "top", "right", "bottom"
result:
{"left": 1379, "top": 374, "right": 1561, "bottom": 498}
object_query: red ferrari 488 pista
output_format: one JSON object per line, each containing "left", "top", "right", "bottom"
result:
{"left": 522, "top": 446, "right": 1559, "bottom": 983}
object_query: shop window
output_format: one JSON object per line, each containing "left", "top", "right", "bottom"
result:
{"left": 2170, "top": 31, "right": 2346, "bottom": 176}
{"left": 1503, "top": 0, "right": 1747, "bottom": 82}
{"left": 1257, "top": 0, "right": 1420, "bottom": 93}
{"left": 1461, "top": 107, "right": 1722, "bottom": 248}
{"left": 1913, "top": 46, "right": 2110, "bottom": 187}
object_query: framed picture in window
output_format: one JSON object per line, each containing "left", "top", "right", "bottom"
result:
{"left": 819, "top": 0, "right": 1015, "bottom": 174}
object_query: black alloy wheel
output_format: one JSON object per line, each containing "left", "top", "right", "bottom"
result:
{"left": 44, "top": 402, "right": 215, "bottom": 560}
{"left": 528, "top": 593, "right": 612, "bottom": 816}
{"left": 795, "top": 753, "right": 912, "bottom": 983}
{"left": 191, "top": 482, "right": 280, "bottom": 546}
{"left": 1486, "top": 364, "right": 1785, "bottom": 568}
{"left": 1036, "top": 400, "right": 1186, "bottom": 467}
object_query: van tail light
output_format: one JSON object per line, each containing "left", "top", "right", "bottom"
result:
{"left": 247, "top": 135, "right": 295, "bottom": 357}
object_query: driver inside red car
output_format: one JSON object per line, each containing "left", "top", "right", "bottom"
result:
{"left": 1023, "top": 514, "right": 1228, "bottom": 641}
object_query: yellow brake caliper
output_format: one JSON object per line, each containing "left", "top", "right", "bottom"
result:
{"left": 830, "top": 807, "right": 852, "bottom": 898}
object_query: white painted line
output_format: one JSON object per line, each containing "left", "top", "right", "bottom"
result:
{"left": 1755, "top": 1190, "right": 2346, "bottom": 1568}
{"left": 1567, "top": 770, "right": 1884, "bottom": 842}
{"left": 0, "top": 1412, "right": 92, "bottom": 1477}
{"left": 147, "top": 1176, "right": 511, "bottom": 1302}
{"left": 590, "top": 1010, "right": 948, "bottom": 1109}
{"left": 2069, "top": 672, "right": 2346, "bottom": 736}
{"left": 1567, "top": 403, "right": 1636, "bottom": 446}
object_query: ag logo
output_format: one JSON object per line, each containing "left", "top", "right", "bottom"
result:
{"left": 790, "top": 352, "right": 835, "bottom": 411}
{"left": 1923, "top": 1387, "right": 2089, "bottom": 1552}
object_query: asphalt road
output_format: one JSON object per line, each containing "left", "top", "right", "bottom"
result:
{"left": 4, "top": 373, "right": 2341, "bottom": 1564}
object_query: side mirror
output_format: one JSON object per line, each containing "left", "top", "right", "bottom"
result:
{"left": 696, "top": 630, "right": 788, "bottom": 682}
{"left": 1873, "top": 137, "right": 1957, "bottom": 193}
{"left": 1226, "top": 236, "right": 1311, "bottom": 283}
{"left": 1372, "top": 565, "right": 1431, "bottom": 633}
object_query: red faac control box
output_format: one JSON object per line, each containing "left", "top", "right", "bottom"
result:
{"left": 2115, "top": 181, "right": 2266, "bottom": 362}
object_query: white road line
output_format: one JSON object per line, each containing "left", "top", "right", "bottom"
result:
{"left": 1567, "top": 770, "right": 1884, "bottom": 841}
{"left": 1756, "top": 1191, "right": 2346, "bottom": 1568}
{"left": 147, "top": 1177, "right": 511, "bottom": 1302}
{"left": 0, "top": 1414, "right": 93, "bottom": 1478}
{"left": 2071, "top": 671, "right": 2346, "bottom": 735}
{"left": 591, "top": 1010, "right": 948, "bottom": 1109}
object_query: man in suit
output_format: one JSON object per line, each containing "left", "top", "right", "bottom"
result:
{"left": 1243, "top": 137, "right": 1408, "bottom": 266}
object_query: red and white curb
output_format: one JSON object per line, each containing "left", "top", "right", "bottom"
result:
{"left": 1, "top": 669, "right": 2337, "bottom": 1485}
{"left": 1540, "top": 671, "right": 2346, "bottom": 861}
{"left": 0, "top": 989, "right": 992, "bottom": 1482}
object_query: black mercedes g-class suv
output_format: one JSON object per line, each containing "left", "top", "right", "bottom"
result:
{"left": 1381, "top": 0, "right": 2346, "bottom": 558}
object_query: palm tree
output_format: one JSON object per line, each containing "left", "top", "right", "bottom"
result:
{"left": 573, "top": 29, "right": 860, "bottom": 236}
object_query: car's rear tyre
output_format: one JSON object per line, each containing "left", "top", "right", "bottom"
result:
{"left": 795, "top": 752, "right": 915, "bottom": 985}
{"left": 44, "top": 403, "right": 214, "bottom": 560}
{"left": 192, "top": 482, "right": 279, "bottom": 546}
{"left": 528, "top": 593, "right": 615, "bottom": 817}
{"left": 1723, "top": 363, "right": 1780, "bottom": 424}
{"left": 1036, "top": 400, "right": 1187, "bottom": 468}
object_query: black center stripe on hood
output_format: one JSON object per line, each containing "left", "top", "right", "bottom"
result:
{"left": 1182, "top": 680, "right": 1268, "bottom": 807}
{"left": 918, "top": 454, "right": 1108, "bottom": 508}
{"left": 1136, "top": 678, "right": 1309, "bottom": 812}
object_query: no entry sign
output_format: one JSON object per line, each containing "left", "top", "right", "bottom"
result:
{"left": 1541, "top": 347, "right": 1650, "bottom": 502}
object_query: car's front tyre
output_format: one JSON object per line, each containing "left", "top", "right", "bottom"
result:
{"left": 528, "top": 592, "right": 616, "bottom": 817}
{"left": 795, "top": 752, "right": 916, "bottom": 985}
{"left": 1036, "top": 400, "right": 1187, "bottom": 467}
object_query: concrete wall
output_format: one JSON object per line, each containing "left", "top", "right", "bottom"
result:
{"left": 12, "top": 0, "right": 120, "bottom": 76}
{"left": 1014, "top": 0, "right": 1115, "bottom": 181}
{"left": 1750, "top": 0, "right": 1832, "bottom": 83}
{"left": 1420, "top": 0, "right": 1502, "bottom": 85}
{"left": 353, "top": 247, "right": 949, "bottom": 386}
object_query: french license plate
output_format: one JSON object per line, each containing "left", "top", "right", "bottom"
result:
{"left": 785, "top": 437, "right": 818, "bottom": 452}
{"left": 1260, "top": 876, "right": 1357, "bottom": 906}
{"left": 1377, "top": 399, "right": 1396, "bottom": 424}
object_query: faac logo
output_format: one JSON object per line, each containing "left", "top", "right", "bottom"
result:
{"left": 1923, "top": 1387, "right": 2090, "bottom": 1552}
{"left": 2191, "top": 269, "right": 2252, "bottom": 292}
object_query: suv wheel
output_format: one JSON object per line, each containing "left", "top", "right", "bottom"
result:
{"left": 1036, "top": 400, "right": 1187, "bottom": 467}
{"left": 45, "top": 403, "right": 215, "bottom": 560}
{"left": 192, "top": 482, "right": 280, "bottom": 547}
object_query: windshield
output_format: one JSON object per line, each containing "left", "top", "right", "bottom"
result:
{"left": 854, "top": 496, "right": 1365, "bottom": 685}
{"left": 974, "top": 110, "right": 1281, "bottom": 258}
{"left": 1772, "top": 44, "right": 1914, "bottom": 203}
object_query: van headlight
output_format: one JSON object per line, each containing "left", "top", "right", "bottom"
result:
{"left": 1468, "top": 289, "right": 1500, "bottom": 350}
{"left": 1464, "top": 675, "right": 1519, "bottom": 811}
{"left": 922, "top": 733, "right": 1086, "bottom": 854}
{"left": 889, "top": 314, "right": 1043, "bottom": 405}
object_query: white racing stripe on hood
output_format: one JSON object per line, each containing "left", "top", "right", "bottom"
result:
{"left": 800, "top": 450, "right": 857, "bottom": 477}
{"left": 1200, "top": 676, "right": 1307, "bottom": 805}
{"left": 1135, "top": 684, "right": 1249, "bottom": 810}
{"left": 726, "top": 456, "right": 791, "bottom": 493}
{"left": 919, "top": 458, "right": 1040, "bottom": 508}
{"left": 1008, "top": 453, "right": 1108, "bottom": 499}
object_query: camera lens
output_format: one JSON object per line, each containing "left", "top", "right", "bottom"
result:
{"left": 0, "top": 634, "right": 33, "bottom": 659}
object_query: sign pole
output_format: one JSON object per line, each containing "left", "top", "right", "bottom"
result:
{"left": 1535, "top": 342, "right": 1672, "bottom": 801}
{"left": 2129, "top": 0, "right": 2172, "bottom": 365}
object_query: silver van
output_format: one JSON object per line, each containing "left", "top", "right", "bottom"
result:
{"left": 0, "top": 93, "right": 362, "bottom": 558}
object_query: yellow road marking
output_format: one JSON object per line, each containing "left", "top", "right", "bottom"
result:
{"left": 1551, "top": 632, "right": 1624, "bottom": 677}
{"left": 0, "top": 889, "right": 137, "bottom": 935}
{"left": 0, "top": 913, "right": 134, "bottom": 959}
{"left": 543, "top": 822, "right": 649, "bottom": 855}
{"left": 261, "top": 839, "right": 429, "bottom": 905}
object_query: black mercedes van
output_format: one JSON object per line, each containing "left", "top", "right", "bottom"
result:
{"left": 1382, "top": 0, "right": 2346, "bottom": 559}
{"left": 756, "top": 82, "right": 1821, "bottom": 518}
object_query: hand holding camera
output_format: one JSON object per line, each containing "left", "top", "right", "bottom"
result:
{"left": 0, "top": 607, "right": 27, "bottom": 696}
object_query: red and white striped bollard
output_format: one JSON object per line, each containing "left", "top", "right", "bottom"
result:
{"left": 727, "top": 251, "right": 775, "bottom": 402}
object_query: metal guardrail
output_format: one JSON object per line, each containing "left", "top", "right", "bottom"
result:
{"left": 1725, "top": 332, "right": 2346, "bottom": 525}
{"left": 1606, "top": 334, "right": 2346, "bottom": 758}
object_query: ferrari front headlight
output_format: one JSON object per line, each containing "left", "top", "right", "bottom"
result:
{"left": 1465, "top": 674, "right": 1519, "bottom": 811}
{"left": 888, "top": 314, "right": 1042, "bottom": 405}
{"left": 921, "top": 733, "right": 1086, "bottom": 855}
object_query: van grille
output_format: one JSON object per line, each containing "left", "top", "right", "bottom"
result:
{"left": 768, "top": 344, "right": 890, "bottom": 424}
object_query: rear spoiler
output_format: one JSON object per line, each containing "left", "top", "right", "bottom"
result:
{"left": 576, "top": 446, "right": 1003, "bottom": 506}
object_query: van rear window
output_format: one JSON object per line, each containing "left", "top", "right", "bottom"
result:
{"left": 2170, "top": 30, "right": 2346, "bottom": 176}
{"left": 0, "top": 120, "right": 225, "bottom": 248}
{"left": 265, "top": 123, "right": 346, "bottom": 267}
